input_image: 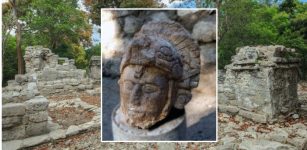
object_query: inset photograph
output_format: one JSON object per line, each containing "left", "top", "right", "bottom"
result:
{"left": 102, "top": 9, "right": 217, "bottom": 141}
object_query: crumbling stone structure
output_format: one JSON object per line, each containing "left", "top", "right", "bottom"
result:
{"left": 2, "top": 46, "right": 99, "bottom": 145}
{"left": 89, "top": 56, "right": 101, "bottom": 83}
{"left": 219, "top": 46, "right": 300, "bottom": 123}
{"left": 24, "top": 46, "right": 94, "bottom": 95}
{"left": 2, "top": 74, "right": 49, "bottom": 141}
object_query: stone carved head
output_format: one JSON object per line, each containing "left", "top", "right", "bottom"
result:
{"left": 118, "top": 21, "right": 200, "bottom": 129}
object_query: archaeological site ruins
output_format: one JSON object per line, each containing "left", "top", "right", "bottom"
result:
{"left": 217, "top": 45, "right": 307, "bottom": 149}
{"left": 219, "top": 46, "right": 300, "bottom": 123}
{"left": 2, "top": 46, "right": 101, "bottom": 149}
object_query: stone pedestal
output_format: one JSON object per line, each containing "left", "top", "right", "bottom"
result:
{"left": 219, "top": 46, "right": 300, "bottom": 123}
{"left": 112, "top": 105, "right": 186, "bottom": 141}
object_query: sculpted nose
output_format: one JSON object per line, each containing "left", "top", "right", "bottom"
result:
{"left": 130, "top": 84, "right": 142, "bottom": 105}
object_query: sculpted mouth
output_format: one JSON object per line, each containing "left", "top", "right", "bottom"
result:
{"left": 128, "top": 108, "right": 156, "bottom": 115}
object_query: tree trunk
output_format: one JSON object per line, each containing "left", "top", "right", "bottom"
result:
{"left": 16, "top": 21, "right": 24, "bottom": 74}
{"left": 11, "top": 0, "right": 24, "bottom": 74}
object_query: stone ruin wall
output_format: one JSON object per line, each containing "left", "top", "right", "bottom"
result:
{"left": 24, "top": 46, "right": 95, "bottom": 96}
{"left": 89, "top": 56, "right": 101, "bottom": 83}
{"left": 2, "top": 74, "right": 49, "bottom": 141}
{"left": 2, "top": 46, "right": 100, "bottom": 141}
{"left": 219, "top": 46, "right": 300, "bottom": 123}
{"left": 101, "top": 10, "right": 216, "bottom": 77}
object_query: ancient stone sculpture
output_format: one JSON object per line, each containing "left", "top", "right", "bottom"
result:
{"left": 118, "top": 21, "right": 200, "bottom": 129}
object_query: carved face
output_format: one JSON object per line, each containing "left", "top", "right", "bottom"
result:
{"left": 119, "top": 65, "right": 172, "bottom": 129}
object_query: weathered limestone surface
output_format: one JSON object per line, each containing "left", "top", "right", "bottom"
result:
{"left": 24, "top": 46, "right": 94, "bottom": 95}
{"left": 219, "top": 46, "right": 300, "bottom": 123}
{"left": 89, "top": 56, "right": 101, "bottom": 83}
{"left": 2, "top": 74, "right": 49, "bottom": 141}
{"left": 2, "top": 46, "right": 99, "bottom": 143}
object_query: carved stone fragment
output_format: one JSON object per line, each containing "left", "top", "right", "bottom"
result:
{"left": 118, "top": 21, "right": 200, "bottom": 129}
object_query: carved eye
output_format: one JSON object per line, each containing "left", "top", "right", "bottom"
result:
{"left": 123, "top": 81, "right": 134, "bottom": 90}
{"left": 142, "top": 84, "right": 158, "bottom": 93}
{"left": 160, "top": 46, "right": 172, "bottom": 56}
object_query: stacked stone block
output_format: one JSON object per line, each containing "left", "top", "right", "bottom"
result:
{"left": 219, "top": 46, "right": 300, "bottom": 123}
{"left": 24, "top": 46, "right": 94, "bottom": 95}
{"left": 89, "top": 56, "right": 101, "bottom": 83}
{"left": 2, "top": 74, "right": 49, "bottom": 141}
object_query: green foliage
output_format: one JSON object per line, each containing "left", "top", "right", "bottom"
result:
{"left": 279, "top": 0, "right": 299, "bottom": 15}
{"left": 120, "top": 0, "right": 157, "bottom": 8}
{"left": 22, "top": 0, "right": 91, "bottom": 48}
{"left": 71, "top": 44, "right": 88, "bottom": 69}
{"left": 218, "top": 0, "right": 307, "bottom": 78}
{"left": 83, "top": 0, "right": 122, "bottom": 25}
{"left": 2, "top": 36, "right": 17, "bottom": 86}
{"left": 19, "top": 0, "right": 92, "bottom": 69}
{"left": 2, "top": 0, "right": 96, "bottom": 85}
{"left": 86, "top": 44, "right": 101, "bottom": 61}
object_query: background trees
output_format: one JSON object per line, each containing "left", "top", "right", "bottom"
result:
{"left": 2, "top": 0, "right": 100, "bottom": 85}
{"left": 218, "top": 0, "right": 307, "bottom": 78}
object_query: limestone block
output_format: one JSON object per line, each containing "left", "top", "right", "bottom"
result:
{"left": 49, "top": 129, "right": 66, "bottom": 140}
{"left": 22, "top": 90, "right": 36, "bottom": 100}
{"left": 66, "top": 125, "right": 81, "bottom": 136}
{"left": 200, "top": 43, "right": 216, "bottom": 67}
{"left": 7, "top": 80, "right": 19, "bottom": 86}
{"left": 177, "top": 10, "right": 198, "bottom": 17}
{"left": 25, "top": 121, "right": 48, "bottom": 136}
{"left": 53, "top": 84, "right": 64, "bottom": 89}
{"left": 192, "top": 21, "right": 216, "bottom": 43}
{"left": 2, "top": 125, "right": 25, "bottom": 141}
{"left": 218, "top": 105, "right": 239, "bottom": 115}
{"left": 2, "top": 103, "right": 26, "bottom": 117}
{"left": 25, "top": 96, "right": 49, "bottom": 112}
{"left": 69, "top": 79, "right": 80, "bottom": 86}
{"left": 75, "top": 69, "right": 86, "bottom": 79}
{"left": 239, "top": 139, "right": 296, "bottom": 150}
{"left": 27, "top": 73, "right": 38, "bottom": 82}
{"left": 177, "top": 10, "right": 210, "bottom": 31}
{"left": 2, "top": 116, "right": 23, "bottom": 128}
{"left": 22, "top": 134, "right": 50, "bottom": 148}
{"left": 64, "top": 85, "right": 73, "bottom": 90}
{"left": 2, "top": 140, "right": 23, "bottom": 150}
{"left": 239, "top": 110, "right": 267, "bottom": 123}
{"left": 268, "top": 128, "right": 289, "bottom": 143}
{"left": 77, "top": 85, "right": 86, "bottom": 90}
{"left": 124, "top": 15, "right": 142, "bottom": 34}
{"left": 286, "top": 137, "right": 307, "bottom": 150}
{"left": 15, "top": 74, "right": 28, "bottom": 83}
{"left": 149, "top": 12, "right": 171, "bottom": 22}
{"left": 27, "top": 82, "right": 38, "bottom": 91}
{"left": 28, "top": 111, "right": 48, "bottom": 123}
{"left": 40, "top": 69, "right": 57, "bottom": 81}
{"left": 2, "top": 93, "right": 11, "bottom": 104}
{"left": 85, "top": 84, "right": 93, "bottom": 89}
